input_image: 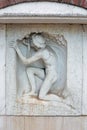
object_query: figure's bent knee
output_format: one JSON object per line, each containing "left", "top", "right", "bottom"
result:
{"left": 39, "top": 93, "right": 45, "bottom": 100}
{"left": 51, "top": 75, "right": 58, "bottom": 83}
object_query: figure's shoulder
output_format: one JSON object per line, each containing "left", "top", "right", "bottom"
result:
{"left": 41, "top": 48, "right": 50, "bottom": 58}
{"left": 35, "top": 49, "right": 48, "bottom": 56}
{"left": 42, "top": 48, "right": 49, "bottom": 53}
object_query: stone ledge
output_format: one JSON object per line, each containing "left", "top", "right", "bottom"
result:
{"left": 0, "top": 16, "right": 87, "bottom": 24}
{"left": 0, "top": 2, "right": 87, "bottom": 23}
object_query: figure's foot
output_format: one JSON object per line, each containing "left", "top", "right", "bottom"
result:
{"left": 39, "top": 94, "right": 62, "bottom": 102}
{"left": 23, "top": 91, "right": 38, "bottom": 97}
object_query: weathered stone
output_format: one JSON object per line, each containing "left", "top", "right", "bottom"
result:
{"left": 0, "top": 2, "right": 87, "bottom": 17}
{"left": 6, "top": 24, "right": 83, "bottom": 115}
{"left": 0, "top": 0, "right": 87, "bottom": 9}
{"left": 0, "top": 25, "right": 6, "bottom": 115}
{"left": 82, "top": 25, "right": 87, "bottom": 115}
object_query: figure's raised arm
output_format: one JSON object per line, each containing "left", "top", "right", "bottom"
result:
{"left": 9, "top": 40, "right": 27, "bottom": 64}
{"left": 26, "top": 50, "right": 42, "bottom": 64}
{"left": 16, "top": 47, "right": 42, "bottom": 65}
{"left": 16, "top": 47, "right": 28, "bottom": 64}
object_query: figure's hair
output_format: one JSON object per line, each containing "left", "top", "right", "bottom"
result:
{"left": 29, "top": 32, "right": 45, "bottom": 44}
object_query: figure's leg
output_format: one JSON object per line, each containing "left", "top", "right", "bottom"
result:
{"left": 24, "top": 67, "right": 45, "bottom": 96}
{"left": 26, "top": 68, "right": 36, "bottom": 96}
{"left": 33, "top": 68, "right": 45, "bottom": 80}
{"left": 39, "top": 74, "right": 62, "bottom": 101}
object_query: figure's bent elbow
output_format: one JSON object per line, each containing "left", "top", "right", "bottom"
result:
{"left": 22, "top": 58, "right": 28, "bottom": 65}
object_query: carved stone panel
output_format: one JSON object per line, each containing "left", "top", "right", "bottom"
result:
{"left": 6, "top": 24, "right": 82, "bottom": 115}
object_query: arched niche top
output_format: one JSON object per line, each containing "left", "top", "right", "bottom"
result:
{"left": 0, "top": 2, "right": 87, "bottom": 16}
{"left": 0, "top": 2, "right": 87, "bottom": 23}
{"left": 0, "top": 0, "right": 87, "bottom": 9}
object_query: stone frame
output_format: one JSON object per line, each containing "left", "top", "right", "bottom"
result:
{"left": 5, "top": 24, "right": 83, "bottom": 116}
{"left": 0, "top": 2, "right": 87, "bottom": 116}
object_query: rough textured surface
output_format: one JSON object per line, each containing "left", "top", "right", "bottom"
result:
{"left": 0, "top": 0, "right": 87, "bottom": 9}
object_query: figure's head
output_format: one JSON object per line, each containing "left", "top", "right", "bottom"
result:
{"left": 22, "top": 34, "right": 30, "bottom": 46}
{"left": 30, "top": 33, "right": 46, "bottom": 50}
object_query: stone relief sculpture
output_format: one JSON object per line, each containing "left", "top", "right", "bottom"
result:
{"left": 10, "top": 32, "right": 67, "bottom": 102}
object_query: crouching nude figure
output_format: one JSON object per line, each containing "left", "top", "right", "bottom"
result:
{"left": 10, "top": 33, "right": 66, "bottom": 101}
